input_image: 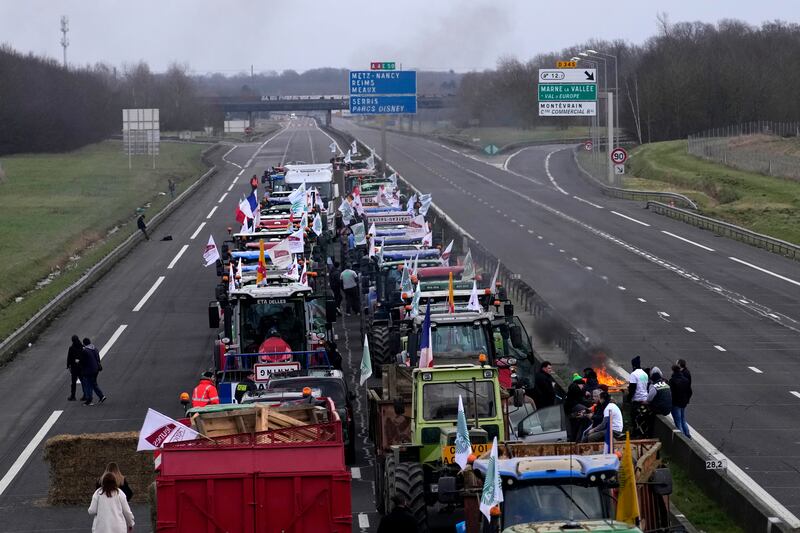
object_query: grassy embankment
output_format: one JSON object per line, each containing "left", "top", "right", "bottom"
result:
{"left": 0, "top": 140, "right": 207, "bottom": 344}
{"left": 625, "top": 139, "right": 800, "bottom": 244}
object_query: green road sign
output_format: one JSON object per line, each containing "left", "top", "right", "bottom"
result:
{"left": 484, "top": 144, "right": 499, "bottom": 155}
{"left": 538, "top": 83, "right": 597, "bottom": 101}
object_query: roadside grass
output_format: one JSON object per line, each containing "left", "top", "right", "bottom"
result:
{"left": 627, "top": 140, "right": 800, "bottom": 244}
{"left": 0, "top": 140, "right": 206, "bottom": 340}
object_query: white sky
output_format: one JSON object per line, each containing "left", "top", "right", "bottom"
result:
{"left": 0, "top": 0, "right": 796, "bottom": 73}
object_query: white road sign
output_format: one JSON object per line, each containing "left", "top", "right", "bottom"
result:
{"left": 539, "top": 102, "right": 596, "bottom": 117}
{"left": 254, "top": 362, "right": 301, "bottom": 381}
{"left": 614, "top": 164, "right": 625, "bottom": 175}
{"left": 538, "top": 69, "right": 596, "bottom": 83}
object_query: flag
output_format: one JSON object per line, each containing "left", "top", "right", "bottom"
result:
{"left": 490, "top": 263, "right": 500, "bottom": 293}
{"left": 300, "top": 212, "right": 309, "bottom": 232}
{"left": 344, "top": 149, "right": 352, "bottom": 164}
{"left": 388, "top": 172, "right": 398, "bottom": 187}
{"left": 365, "top": 153, "right": 375, "bottom": 168}
{"left": 253, "top": 201, "right": 261, "bottom": 229}
{"left": 299, "top": 259, "right": 308, "bottom": 286}
{"left": 454, "top": 395, "right": 472, "bottom": 470}
{"left": 228, "top": 262, "right": 236, "bottom": 293}
{"left": 137, "top": 408, "right": 202, "bottom": 451}
{"left": 246, "top": 190, "right": 258, "bottom": 214}
{"left": 368, "top": 222, "right": 377, "bottom": 238}
{"left": 352, "top": 190, "right": 364, "bottom": 215}
{"left": 286, "top": 256, "right": 300, "bottom": 280}
{"left": 240, "top": 218, "right": 250, "bottom": 235}
{"left": 312, "top": 213, "right": 323, "bottom": 236}
{"left": 479, "top": 437, "right": 503, "bottom": 520}
{"left": 377, "top": 185, "right": 390, "bottom": 206}
{"left": 203, "top": 235, "right": 220, "bottom": 267}
{"left": 616, "top": 432, "right": 640, "bottom": 524}
{"left": 237, "top": 257, "right": 243, "bottom": 281}
{"left": 235, "top": 197, "right": 253, "bottom": 224}
{"left": 419, "top": 193, "right": 432, "bottom": 216}
{"left": 359, "top": 334, "right": 373, "bottom": 386}
{"left": 377, "top": 238, "right": 384, "bottom": 263}
{"left": 408, "top": 214, "right": 427, "bottom": 238}
{"left": 422, "top": 231, "right": 432, "bottom": 247}
{"left": 411, "top": 279, "right": 421, "bottom": 317}
{"left": 256, "top": 239, "right": 267, "bottom": 285}
{"left": 329, "top": 141, "right": 337, "bottom": 153}
{"left": 390, "top": 187, "right": 400, "bottom": 208}
{"left": 283, "top": 226, "right": 305, "bottom": 253}
{"left": 467, "top": 280, "right": 481, "bottom": 312}
{"left": 406, "top": 193, "right": 417, "bottom": 216}
{"left": 418, "top": 301, "right": 433, "bottom": 368}
{"left": 351, "top": 140, "right": 358, "bottom": 155}
{"left": 368, "top": 236, "right": 376, "bottom": 258}
{"left": 315, "top": 189, "right": 326, "bottom": 211}
{"left": 411, "top": 253, "right": 419, "bottom": 276}
{"left": 352, "top": 222, "right": 367, "bottom": 246}
{"left": 448, "top": 272, "right": 455, "bottom": 313}
{"left": 441, "top": 240, "right": 453, "bottom": 266}
{"left": 338, "top": 199, "right": 354, "bottom": 225}
{"left": 463, "top": 249, "right": 475, "bottom": 281}
{"left": 604, "top": 413, "right": 614, "bottom": 454}
{"left": 401, "top": 260, "right": 412, "bottom": 294}
{"left": 268, "top": 240, "right": 293, "bottom": 269}
{"left": 289, "top": 183, "right": 306, "bottom": 215}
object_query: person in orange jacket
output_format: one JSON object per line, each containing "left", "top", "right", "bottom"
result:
{"left": 192, "top": 371, "right": 220, "bottom": 408}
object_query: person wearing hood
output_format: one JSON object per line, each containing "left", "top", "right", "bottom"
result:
{"left": 66, "top": 335, "right": 85, "bottom": 401}
{"left": 81, "top": 338, "right": 106, "bottom": 406}
{"left": 669, "top": 364, "right": 692, "bottom": 438}
{"left": 647, "top": 367, "right": 672, "bottom": 416}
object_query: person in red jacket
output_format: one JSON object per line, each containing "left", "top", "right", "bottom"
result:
{"left": 258, "top": 328, "right": 293, "bottom": 363}
{"left": 250, "top": 174, "right": 258, "bottom": 191}
{"left": 192, "top": 371, "right": 220, "bottom": 408}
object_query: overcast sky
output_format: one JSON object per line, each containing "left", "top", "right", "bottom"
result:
{"left": 1, "top": 0, "right": 795, "bottom": 73}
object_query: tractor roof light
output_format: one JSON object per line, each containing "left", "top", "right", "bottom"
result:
{"left": 302, "top": 386, "right": 312, "bottom": 397}
{"left": 179, "top": 392, "right": 190, "bottom": 402}
{"left": 222, "top": 275, "right": 229, "bottom": 282}
{"left": 478, "top": 353, "right": 488, "bottom": 365}
{"left": 404, "top": 304, "right": 412, "bottom": 311}
{"left": 493, "top": 300, "right": 501, "bottom": 306}
{"left": 490, "top": 505, "right": 501, "bottom": 517}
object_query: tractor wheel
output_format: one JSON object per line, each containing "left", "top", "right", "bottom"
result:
{"left": 370, "top": 325, "right": 391, "bottom": 377}
{"left": 390, "top": 462, "right": 428, "bottom": 532}
{"left": 374, "top": 456, "right": 386, "bottom": 515}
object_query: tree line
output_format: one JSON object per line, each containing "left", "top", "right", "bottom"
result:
{"left": 452, "top": 18, "right": 800, "bottom": 143}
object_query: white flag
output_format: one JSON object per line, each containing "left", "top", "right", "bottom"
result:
{"left": 368, "top": 222, "right": 377, "bottom": 238}
{"left": 237, "top": 257, "right": 243, "bottom": 280}
{"left": 312, "top": 213, "right": 323, "bottom": 236}
{"left": 286, "top": 256, "right": 300, "bottom": 280}
{"left": 228, "top": 262, "right": 236, "bottom": 293}
{"left": 365, "top": 153, "right": 375, "bottom": 168}
{"left": 352, "top": 222, "right": 367, "bottom": 246}
{"left": 351, "top": 140, "right": 358, "bottom": 155}
{"left": 440, "top": 240, "right": 453, "bottom": 266}
{"left": 203, "top": 235, "right": 220, "bottom": 267}
{"left": 455, "top": 395, "right": 472, "bottom": 471}
{"left": 300, "top": 212, "right": 309, "bottom": 232}
{"left": 240, "top": 219, "right": 250, "bottom": 235}
{"left": 419, "top": 193, "right": 432, "bottom": 216}
{"left": 369, "top": 236, "right": 376, "bottom": 258}
{"left": 268, "top": 240, "right": 293, "bottom": 269}
{"left": 338, "top": 199, "right": 354, "bottom": 225}
{"left": 344, "top": 149, "right": 352, "bottom": 164}
{"left": 422, "top": 231, "right": 432, "bottom": 247}
{"left": 238, "top": 197, "right": 253, "bottom": 220}
{"left": 360, "top": 334, "right": 373, "bottom": 386}
{"left": 329, "top": 141, "right": 337, "bottom": 153}
{"left": 479, "top": 437, "right": 503, "bottom": 520}
{"left": 490, "top": 263, "right": 500, "bottom": 293}
{"left": 406, "top": 193, "right": 417, "bottom": 216}
{"left": 467, "top": 280, "right": 481, "bottom": 312}
{"left": 407, "top": 214, "right": 427, "bottom": 238}
{"left": 284, "top": 226, "right": 305, "bottom": 253}
{"left": 288, "top": 183, "right": 306, "bottom": 204}
{"left": 352, "top": 191, "right": 364, "bottom": 215}
{"left": 388, "top": 172, "right": 398, "bottom": 187}
{"left": 299, "top": 260, "right": 309, "bottom": 286}
{"left": 137, "top": 408, "right": 202, "bottom": 451}
{"left": 463, "top": 249, "right": 475, "bottom": 281}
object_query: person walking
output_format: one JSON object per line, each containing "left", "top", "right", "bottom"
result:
{"left": 532, "top": 360, "right": 556, "bottom": 408}
{"left": 192, "top": 371, "right": 220, "bottom": 408}
{"left": 66, "top": 335, "right": 85, "bottom": 401}
{"left": 340, "top": 265, "right": 360, "bottom": 316}
{"left": 250, "top": 174, "right": 258, "bottom": 192}
{"left": 329, "top": 261, "right": 343, "bottom": 315}
{"left": 95, "top": 462, "right": 133, "bottom": 502}
{"left": 81, "top": 338, "right": 106, "bottom": 405}
{"left": 136, "top": 214, "right": 149, "bottom": 240}
{"left": 669, "top": 364, "right": 692, "bottom": 438}
{"left": 88, "top": 472, "right": 135, "bottom": 533}
{"left": 168, "top": 178, "right": 176, "bottom": 199}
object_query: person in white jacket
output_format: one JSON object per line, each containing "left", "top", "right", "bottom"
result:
{"left": 88, "top": 473, "right": 135, "bottom": 533}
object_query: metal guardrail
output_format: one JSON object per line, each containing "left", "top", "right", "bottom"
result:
{"left": 0, "top": 144, "right": 222, "bottom": 365}
{"left": 646, "top": 201, "right": 800, "bottom": 261}
{"left": 572, "top": 146, "right": 699, "bottom": 210}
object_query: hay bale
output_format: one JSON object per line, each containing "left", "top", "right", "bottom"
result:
{"left": 43, "top": 431, "right": 155, "bottom": 506}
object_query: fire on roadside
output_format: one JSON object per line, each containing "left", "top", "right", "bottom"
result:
{"left": 594, "top": 366, "right": 627, "bottom": 389}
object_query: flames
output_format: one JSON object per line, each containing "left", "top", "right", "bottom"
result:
{"left": 594, "top": 366, "right": 627, "bottom": 388}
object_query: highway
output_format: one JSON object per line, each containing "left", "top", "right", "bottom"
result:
{"left": 0, "top": 118, "right": 379, "bottom": 532}
{"left": 335, "top": 118, "right": 800, "bottom": 517}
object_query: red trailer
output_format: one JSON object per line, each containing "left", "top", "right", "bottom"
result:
{"left": 155, "top": 404, "right": 352, "bottom": 533}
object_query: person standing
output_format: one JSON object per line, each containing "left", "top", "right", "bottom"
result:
{"left": 626, "top": 356, "right": 650, "bottom": 438}
{"left": 95, "top": 462, "right": 133, "bottom": 502}
{"left": 67, "top": 335, "right": 85, "bottom": 401}
{"left": 340, "top": 266, "right": 360, "bottom": 316}
{"left": 192, "top": 371, "right": 220, "bottom": 408}
{"left": 88, "top": 472, "right": 135, "bottom": 533}
{"left": 81, "top": 338, "right": 106, "bottom": 406}
{"left": 532, "top": 361, "right": 556, "bottom": 408}
{"left": 329, "top": 261, "right": 343, "bottom": 315}
{"left": 669, "top": 364, "right": 692, "bottom": 438}
{"left": 168, "top": 178, "right": 176, "bottom": 199}
{"left": 234, "top": 370, "right": 258, "bottom": 403}
{"left": 250, "top": 174, "right": 258, "bottom": 192}
{"left": 136, "top": 214, "right": 149, "bottom": 240}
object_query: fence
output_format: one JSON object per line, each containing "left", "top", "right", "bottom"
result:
{"left": 687, "top": 121, "right": 800, "bottom": 180}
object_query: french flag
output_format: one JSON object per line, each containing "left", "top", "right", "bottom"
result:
{"left": 246, "top": 190, "right": 258, "bottom": 213}
{"left": 235, "top": 197, "right": 253, "bottom": 225}
{"left": 418, "top": 301, "right": 433, "bottom": 368}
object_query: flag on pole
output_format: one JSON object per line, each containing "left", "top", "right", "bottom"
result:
{"left": 312, "top": 212, "right": 323, "bottom": 236}
{"left": 448, "top": 272, "right": 455, "bottom": 313}
{"left": 351, "top": 140, "right": 358, "bottom": 155}
{"left": 256, "top": 239, "right": 267, "bottom": 285}
{"left": 440, "top": 240, "right": 453, "bottom": 266}
{"left": 284, "top": 226, "right": 305, "bottom": 253}
{"left": 253, "top": 201, "right": 261, "bottom": 230}
{"left": 300, "top": 212, "right": 309, "bottom": 232}
{"left": 479, "top": 437, "right": 503, "bottom": 520}
{"left": 490, "top": 263, "right": 500, "bottom": 294}
{"left": 467, "top": 280, "right": 481, "bottom": 312}
{"left": 388, "top": 172, "right": 398, "bottom": 187}
{"left": 329, "top": 141, "right": 337, "bottom": 154}
{"left": 286, "top": 256, "right": 299, "bottom": 280}
{"left": 268, "top": 239, "right": 292, "bottom": 269}
{"left": 235, "top": 197, "right": 253, "bottom": 224}
{"left": 240, "top": 218, "right": 250, "bottom": 235}
{"left": 237, "top": 257, "right": 243, "bottom": 280}
{"left": 419, "top": 193, "right": 432, "bottom": 216}
{"left": 246, "top": 190, "right": 258, "bottom": 214}
{"left": 137, "top": 408, "right": 202, "bottom": 451}
{"left": 401, "top": 260, "right": 412, "bottom": 295}
{"left": 412, "top": 253, "right": 420, "bottom": 276}
{"left": 228, "top": 262, "right": 236, "bottom": 293}
{"left": 338, "top": 199, "right": 354, "bottom": 225}
{"left": 368, "top": 222, "right": 377, "bottom": 238}
{"left": 463, "top": 249, "right": 475, "bottom": 281}
{"left": 406, "top": 193, "right": 417, "bottom": 216}
{"left": 418, "top": 301, "right": 433, "bottom": 368}
{"left": 344, "top": 149, "right": 352, "bottom": 164}
{"left": 203, "top": 235, "right": 220, "bottom": 267}
{"left": 359, "top": 334, "right": 373, "bottom": 386}
{"left": 365, "top": 153, "right": 375, "bottom": 168}
{"left": 454, "top": 395, "right": 472, "bottom": 470}
{"left": 411, "top": 278, "right": 421, "bottom": 317}
{"left": 352, "top": 190, "right": 364, "bottom": 215}
{"left": 422, "top": 231, "right": 432, "bottom": 247}
{"left": 352, "top": 222, "right": 367, "bottom": 246}
{"left": 616, "top": 432, "right": 640, "bottom": 524}
{"left": 368, "top": 236, "right": 376, "bottom": 258}
{"left": 299, "top": 259, "right": 308, "bottom": 287}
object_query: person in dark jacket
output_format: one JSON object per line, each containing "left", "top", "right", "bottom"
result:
{"left": 329, "top": 262, "right": 343, "bottom": 314}
{"left": 669, "top": 364, "right": 692, "bottom": 438}
{"left": 234, "top": 370, "right": 257, "bottom": 403}
{"left": 647, "top": 367, "right": 672, "bottom": 415}
{"left": 582, "top": 368, "right": 600, "bottom": 399}
{"left": 136, "top": 214, "right": 149, "bottom": 240}
{"left": 677, "top": 358, "right": 692, "bottom": 384}
{"left": 81, "top": 338, "right": 106, "bottom": 406}
{"left": 532, "top": 361, "right": 556, "bottom": 408}
{"left": 377, "top": 494, "right": 418, "bottom": 533}
{"left": 66, "top": 335, "right": 85, "bottom": 401}
{"left": 564, "top": 373, "right": 591, "bottom": 442}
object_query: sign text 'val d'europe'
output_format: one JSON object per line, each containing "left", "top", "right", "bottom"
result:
{"left": 538, "top": 67, "right": 597, "bottom": 116}
{"left": 349, "top": 67, "right": 417, "bottom": 115}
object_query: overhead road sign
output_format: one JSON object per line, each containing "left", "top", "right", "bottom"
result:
{"left": 350, "top": 95, "right": 417, "bottom": 115}
{"left": 611, "top": 147, "right": 628, "bottom": 164}
{"left": 349, "top": 70, "right": 416, "bottom": 95}
{"left": 539, "top": 102, "right": 596, "bottom": 116}
{"left": 538, "top": 84, "right": 597, "bottom": 101}
{"left": 556, "top": 61, "right": 577, "bottom": 68}
{"left": 539, "top": 69, "right": 596, "bottom": 83}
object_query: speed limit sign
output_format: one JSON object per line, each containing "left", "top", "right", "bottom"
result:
{"left": 610, "top": 147, "right": 628, "bottom": 164}
{"left": 584, "top": 140, "right": 593, "bottom": 151}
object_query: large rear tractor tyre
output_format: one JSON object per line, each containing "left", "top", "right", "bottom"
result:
{"left": 390, "top": 461, "right": 428, "bottom": 532}
{"left": 370, "top": 325, "right": 391, "bottom": 378}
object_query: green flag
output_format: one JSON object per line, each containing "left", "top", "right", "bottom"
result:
{"left": 463, "top": 249, "right": 475, "bottom": 280}
{"left": 359, "top": 334, "right": 373, "bottom": 386}
{"left": 455, "top": 395, "right": 471, "bottom": 470}
{"left": 479, "top": 436, "right": 503, "bottom": 520}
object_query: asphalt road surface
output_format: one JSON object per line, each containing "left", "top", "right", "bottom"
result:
{"left": 0, "top": 118, "right": 381, "bottom": 532}
{"left": 335, "top": 118, "right": 800, "bottom": 519}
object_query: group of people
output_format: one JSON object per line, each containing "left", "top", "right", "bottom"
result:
{"left": 88, "top": 462, "right": 135, "bottom": 533}
{"left": 66, "top": 335, "right": 106, "bottom": 406}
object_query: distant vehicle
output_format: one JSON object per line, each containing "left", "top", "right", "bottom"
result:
{"left": 290, "top": 113, "right": 297, "bottom": 119}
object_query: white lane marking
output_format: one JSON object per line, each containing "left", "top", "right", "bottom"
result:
{"left": 714, "top": 345, "right": 727, "bottom": 352}
{"left": 658, "top": 311, "right": 670, "bottom": 317}
{"left": 167, "top": 244, "right": 189, "bottom": 270}
{"left": 351, "top": 467, "right": 361, "bottom": 479}
{"left": 190, "top": 222, "right": 206, "bottom": 240}
{"left": 227, "top": 183, "right": 235, "bottom": 192}
{"left": 237, "top": 169, "right": 244, "bottom": 176}
{"left": 618, "top": 286, "right": 627, "bottom": 291}
{"left": 358, "top": 513, "right": 369, "bottom": 529}
{"left": 222, "top": 146, "right": 242, "bottom": 169}
{"left": 99, "top": 325, "right": 128, "bottom": 360}
{"left": 544, "top": 150, "right": 569, "bottom": 195}
{"left": 573, "top": 195, "right": 604, "bottom": 209}
{"left": 206, "top": 206, "right": 218, "bottom": 219}
{"left": 685, "top": 327, "right": 696, "bottom": 333}
{"left": 791, "top": 391, "right": 800, "bottom": 399}
{"left": 611, "top": 210, "right": 651, "bottom": 227}
{"left": 661, "top": 230, "right": 715, "bottom": 252}
{"left": 0, "top": 410, "right": 63, "bottom": 497}
{"left": 749, "top": 366, "right": 763, "bottom": 374}
{"left": 729, "top": 256, "right": 800, "bottom": 288}
{"left": 528, "top": 229, "right": 534, "bottom": 234}
{"left": 218, "top": 193, "right": 228, "bottom": 203}
{"left": 637, "top": 297, "right": 647, "bottom": 303}
{"left": 132, "top": 276, "right": 165, "bottom": 312}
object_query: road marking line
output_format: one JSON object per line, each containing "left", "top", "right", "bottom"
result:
{"left": 222, "top": 146, "right": 242, "bottom": 169}
{"left": 611, "top": 210, "right": 650, "bottom": 227}
{"left": 206, "top": 206, "right": 218, "bottom": 219}
{"left": 573, "top": 195, "right": 604, "bottom": 209}
{"left": 791, "top": 391, "right": 800, "bottom": 399}
{"left": 167, "top": 244, "right": 189, "bottom": 270}
{"left": 528, "top": 229, "right": 534, "bottom": 234}
{"left": 351, "top": 467, "right": 361, "bottom": 479}
{"left": 358, "top": 513, "right": 369, "bottom": 529}
{"left": 99, "top": 325, "right": 128, "bottom": 360}
{"left": 618, "top": 286, "right": 627, "bottom": 291}
{"left": 227, "top": 183, "right": 235, "bottom": 192}
{"left": 544, "top": 150, "right": 569, "bottom": 195}
{"left": 190, "top": 222, "right": 206, "bottom": 240}
{"left": 658, "top": 311, "right": 670, "bottom": 317}
{"left": 218, "top": 193, "right": 228, "bottom": 203}
{"left": 714, "top": 345, "right": 727, "bottom": 352}
{"left": 685, "top": 327, "right": 695, "bottom": 333}
{"left": 237, "top": 169, "right": 244, "bottom": 176}
{"left": 132, "top": 276, "right": 165, "bottom": 312}
{"left": 749, "top": 366, "right": 763, "bottom": 374}
{"left": 0, "top": 410, "right": 63, "bottom": 497}
{"left": 637, "top": 298, "right": 647, "bottom": 303}
{"left": 661, "top": 230, "right": 715, "bottom": 252}
{"left": 729, "top": 256, "right": 800, "bottom": 288}
{"left": 537, "top": 235, "right": 543, "bottom": 239}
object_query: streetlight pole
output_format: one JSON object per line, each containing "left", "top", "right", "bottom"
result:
{"left": 573, "top": 56, "right": 600, "bottom": 171}
{"left": 587, "top": 49, "right": 619, "bottom": 151}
